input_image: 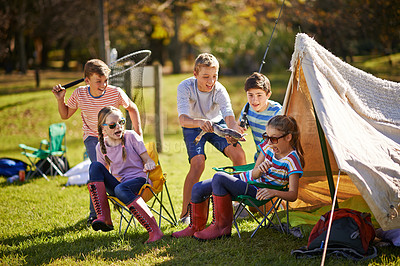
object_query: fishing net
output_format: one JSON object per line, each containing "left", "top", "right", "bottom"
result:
{"left": 109, "top": 51, "right": 150, "bottom": 131}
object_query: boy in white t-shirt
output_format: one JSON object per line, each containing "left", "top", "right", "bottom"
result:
{"left": 176, "top": 53, "right": 246, "bottom": 222}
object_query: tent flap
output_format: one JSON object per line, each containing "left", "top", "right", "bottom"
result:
{"left": 284, "top": 33, "right": 400, "bottom": 230}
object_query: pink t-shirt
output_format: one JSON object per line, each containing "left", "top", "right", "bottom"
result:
{"left": 96, "top": 130, "right": 147, "bottom": 182}
{"left": 67, "top": 85, "right": 130, "bottom": 140}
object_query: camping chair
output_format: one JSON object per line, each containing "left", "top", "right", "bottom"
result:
{"left": 213, "top": 163, "right": 290, "bottom": 238}
{"left": 19, "top": 122, "right": 68, "bottom": 181}
{"left": 108, "top": 142, "right": 177, "bottom": 236}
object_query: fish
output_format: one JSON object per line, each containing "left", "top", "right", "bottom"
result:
{"left": 194, "top": 123, "right": 246, "bottom": 145}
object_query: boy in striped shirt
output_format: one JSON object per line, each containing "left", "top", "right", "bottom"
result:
{"left": 238, "top": 72, "right": 282, "bottom": 162}
{"left": 52, "top": 59, "right": 142, "bottom": 225}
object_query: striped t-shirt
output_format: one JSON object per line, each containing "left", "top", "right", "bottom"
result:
{"left": 67, "top": 85, "right": 130, "bottom": 140}
{"left": 239, "top": 100, "right": 282, "bottom": 160}
{"left": 239, "top": 140, "right": 303, "bottom": 187}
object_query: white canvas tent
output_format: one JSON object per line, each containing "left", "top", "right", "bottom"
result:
{"left": 283, "top": 33, "right": 400, "bottom": 230}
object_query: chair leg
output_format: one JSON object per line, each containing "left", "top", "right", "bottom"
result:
{"left": 46, "top": 157, "right": 64, "bottom": 176}
{"left": 145, "top": 185, "right": 178, "bottom": 227}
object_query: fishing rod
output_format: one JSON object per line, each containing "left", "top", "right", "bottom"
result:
{"left": 258, "top": 0, "right": 286, "bottom": 73}
{"left": 240, "top": 0, "right": 286, "bottom": 129}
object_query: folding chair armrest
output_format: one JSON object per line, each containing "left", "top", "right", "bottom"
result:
{"left": 247, "top": 181, "right": 288, "bottom": 191}
{"left": 212, "top": 163, "right": 256, "bottom": 174}
{"left": 19, "top": 144, "right": 39, "bottom": 152}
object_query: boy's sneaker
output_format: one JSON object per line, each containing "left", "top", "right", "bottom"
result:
{"left": 179, "top": 216, "right": 190, "bottom": 225}
{"left": 233, "top": 202, "right": 249, "bottom": 220}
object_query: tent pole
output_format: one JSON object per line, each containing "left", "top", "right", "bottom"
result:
{"left": 313, "top": 106, "right": 338, "bottom": 208}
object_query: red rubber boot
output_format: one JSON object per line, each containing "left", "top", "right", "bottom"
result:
{"left": 172, "top": 199, "right": 209, "bottom": 238}
{"left": 193, "top": 194, "right": 233, "bottom": 240}
{"left": 87, "top": 181, "right": 114, "bottom": 232}
{"left": 127, "top": 196, "right": 164, "bottom": 244}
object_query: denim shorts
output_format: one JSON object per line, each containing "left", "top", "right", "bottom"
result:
{"left": 182, "top": 125, "right": 230, "bottom": 162}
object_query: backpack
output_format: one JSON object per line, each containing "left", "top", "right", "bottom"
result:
{"left": 0, "top": 158, "right": 27, "bottom": 177}
{"left": 34, "top": 156, "right": 70, "bottom": 177}
{"left": 292, "top": 208, "right": 377, "bottom": 261}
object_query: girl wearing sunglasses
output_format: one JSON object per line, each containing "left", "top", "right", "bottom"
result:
{"left": 86, "top": 106, "right": 164, "bottom": 243}
{"left": 172, "top": 115, "right": 305, "bottom": 240}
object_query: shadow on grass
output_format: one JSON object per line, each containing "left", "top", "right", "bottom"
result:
{"left": 0, "top": 218, "right": 163, "bottom": 265}
{"left": 0, "top": 96, "right": 44, "bottom": 111}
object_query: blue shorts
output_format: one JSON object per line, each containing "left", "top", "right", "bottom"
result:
{"left": 182, "top": 126, "right": 230, "bottom": 162}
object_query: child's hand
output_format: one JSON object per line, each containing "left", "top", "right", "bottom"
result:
{"left": 256, "top": 188, "right": 275, "bottom": 200}
{"left": 257, "top": 160, "right": 271, "bottom": 173}
{"left": 143, "top": 160, "right": 156, "bottom": 172}
{"left": 237, "top": 125, "right": 247, "bottom": 133}
{"left": 52, "top": 84, "right": 66, "bottom": 100}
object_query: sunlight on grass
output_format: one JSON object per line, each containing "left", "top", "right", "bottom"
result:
{"left": 1, "top": 67, "right": 400, "bottom": 265}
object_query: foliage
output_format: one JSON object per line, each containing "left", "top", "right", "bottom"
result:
{"left": 2, "top": 0, "right": 399, "bottom": 75}
{"left": 284, "top": 0, "right": 400, "bottom": 61}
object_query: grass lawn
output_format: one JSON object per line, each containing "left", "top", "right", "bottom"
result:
{"left": 1, "top": 62, "right": 400, "bottom": 265}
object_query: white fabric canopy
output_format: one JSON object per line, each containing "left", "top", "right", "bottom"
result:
{"left": 283, "top": 33, "right": 400, "bottom": 230}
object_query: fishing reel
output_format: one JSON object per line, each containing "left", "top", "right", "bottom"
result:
{"left": 239, "top": 115, "right": 249, "bottom": 129}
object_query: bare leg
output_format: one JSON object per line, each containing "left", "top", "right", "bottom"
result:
{"left": 224, "top": 144, "right": 246, "bottom": 166}
{"left": 180, "top": 154, "right": 205, "bottom": 219}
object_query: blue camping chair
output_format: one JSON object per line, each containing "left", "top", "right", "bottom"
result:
{"left": 19, "top": 123, "right": 68, "bottom": 180}
{"left": 213, "top": 163, "right": 290, "bottom": 238}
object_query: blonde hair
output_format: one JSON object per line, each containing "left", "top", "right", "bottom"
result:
{"left": 244, "top": 72, "right": 271, "bottom": 94}
{"left": 84, "top": 59, "right": 111, "bottom": 79}
{"left": 267, "top": 115, "right": 305, "bottom": 168}
{"left": 194, "top": 53, "right": 219, "bottom": 74}
{"left": 97, "top": 106, "right": 126, "bottom": 165}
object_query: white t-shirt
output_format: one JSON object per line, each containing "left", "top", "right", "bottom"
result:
{"left": 177, "top": 77, "right": 234, "bottom": 123}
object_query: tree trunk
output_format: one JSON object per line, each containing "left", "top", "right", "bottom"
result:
{"left": 62, "top": 41, "right": 72, "bottom": 71}
{"left": 169, "top": 8, "right": 182, "bottom": 74}
{"left": 17, "top": 31, "right": 27, "bottom": 74}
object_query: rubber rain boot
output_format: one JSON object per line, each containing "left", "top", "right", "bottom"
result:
{"left": 127, "top": 196, "right": 164, "bottom": 243}
{"left": 193, "top": 194, "right": 233, "bottom": 240}
{"left": 172, "top": 199, "right": 209, "bottom": 238}
{"left": 87, "top": 181, "right": 113, "bottom": 232}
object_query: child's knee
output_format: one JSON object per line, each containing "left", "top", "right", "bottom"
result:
{"left": 212, "top": 173, "right": 226, "bottom": 186}
{"left": 113, "top": 184, "right": 127, "bottom": 202}
{"left": 89, "top": 162, "right": 105, "bottom": 179}
{"left": 189, "top": 156, "right": 205, "bottom": 173}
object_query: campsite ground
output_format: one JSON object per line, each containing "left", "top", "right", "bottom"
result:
{"left": 1, "top": 55, "right": 400, "bottom": 265}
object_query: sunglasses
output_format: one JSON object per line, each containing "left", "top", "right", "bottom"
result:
{"left": 262, "top": 132, "right": 288, "bottom": 144}
{"left": 103, "top": 118, "right": 126, "bottom": 129}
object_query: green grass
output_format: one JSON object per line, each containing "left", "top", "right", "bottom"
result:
{"left": 1, "top": 65, "right": 400, "bottom": 265}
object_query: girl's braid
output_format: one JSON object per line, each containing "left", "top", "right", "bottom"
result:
{"left": 121, "top": 133, "right": 126, "bottom": 161}
{"left": 98, "top": 124, "right": 112, "bottom": 165}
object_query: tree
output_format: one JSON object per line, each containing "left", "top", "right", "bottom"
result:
{"left": 283, "top": 0, "right": 400, "bottom": 61}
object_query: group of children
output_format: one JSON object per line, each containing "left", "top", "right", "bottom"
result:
{"left": 52, "top": 53, "right": 304, "bottom": 243}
